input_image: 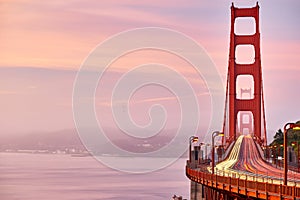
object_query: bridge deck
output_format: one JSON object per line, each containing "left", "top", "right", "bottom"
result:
{"left": 186, "top": 135, "right": 300, "bottom": 199}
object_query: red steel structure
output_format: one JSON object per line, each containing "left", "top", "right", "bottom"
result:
{"left": 239, "top": 88, "right": 253, "bottom": 135}
{"left": 224, "top": 2, "right": 267, "bottom": 146}
{"left": 186, "top": 167, "right": 300, "bottom": 200}
{"left": 185, "top": 3, "right": 294, "bottom": 199}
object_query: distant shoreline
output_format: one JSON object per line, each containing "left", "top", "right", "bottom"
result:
{"left": 0, "top": 151, "right": 188, "bottom": 159}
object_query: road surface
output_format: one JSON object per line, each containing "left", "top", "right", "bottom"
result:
{"left": 214, "top": 135, "right": 300, "bottom": 185}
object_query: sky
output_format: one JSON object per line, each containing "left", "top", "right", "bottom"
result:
{"left": 0, "top": 0, "right": 299, "bottom": 143}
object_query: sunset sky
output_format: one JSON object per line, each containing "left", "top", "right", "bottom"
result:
{"left": 1, "top": 0, "right": 299, "bottom": 143}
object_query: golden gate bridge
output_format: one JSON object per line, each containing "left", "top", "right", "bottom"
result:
{"left": 185, "top": 3, "right": 300, "bottom": 200}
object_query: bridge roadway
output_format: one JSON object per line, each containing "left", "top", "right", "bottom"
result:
{"left": 186, "top": 135, "right": 300, "bottom": 199}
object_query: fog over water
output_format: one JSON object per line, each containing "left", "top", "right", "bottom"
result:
{"left": 0, "top": 153, "right": 189, "bottom": 200}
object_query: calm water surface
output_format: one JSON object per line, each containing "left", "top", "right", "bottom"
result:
{"left": 0, "top": 153, "right": 189, "bottom": 200}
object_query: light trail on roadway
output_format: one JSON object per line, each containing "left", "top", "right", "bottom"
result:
{"left": 211, "top": 135, "right": 300, "bottom": 186}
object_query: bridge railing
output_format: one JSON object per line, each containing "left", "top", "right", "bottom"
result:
{"left": 186, "top": 166, "right": 300, "bottom": 199}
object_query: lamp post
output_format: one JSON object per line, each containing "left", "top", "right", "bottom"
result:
{"left": 205, "top": 144, "right": 210, "bottom": 162}
{"left": 273, "top": 144, "right": 283, "bottom": 168}
{"left": 283, "top": 123, "right": 300, "bottom": 185}
{"left": 263, "top": 145, "right": 270, "bottom": 161}
{"left": 279, "top": 144, "right": 283, "bottom": 167}
{"left": 273, "top": 145, "right": 278, "bottom": 167}
{"left": 189, "top": 136, "right": 199, "bottom": 162}
{"left": 291, "top": 141, "right": 300, "bottom": 172}
{"left": 199, "top": 142, "right": 205, "bottom": 162}
{"left": 298, "top": 142, "right": 300, "bottom": 173}
{"left": 269, "top": 146, "right": 274, "bottom": 162}
{"left": 267, "top": 146, "right": 271, "bottom": 161}
{"left": 212, "top": 131, "right": 224, "bottom": 174}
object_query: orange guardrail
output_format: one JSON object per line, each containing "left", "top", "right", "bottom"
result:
{"left": 186, "top": 166, "right": 300, "bottom": 199}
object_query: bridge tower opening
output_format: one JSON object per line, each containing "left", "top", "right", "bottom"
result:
{"left": 223, "top": 3, "right": 267, "bottom": 146}
{"left": 239, "top": 88, "right": 253, "bottom": 136}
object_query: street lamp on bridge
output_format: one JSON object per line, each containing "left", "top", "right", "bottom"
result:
{"left": 212, "top": 131, "right": 224, "bottom": 174}
{"left": 205, "top": 143, "right": 210, "bottom": 161}
{"left": 283, "top": 122, "right": 300, "bottom": 185}
{"left": 199, "top": 142, "right": 205, "bottom": 162}
{"left": 189, "top": 136, "right": 199, "bottom": 162}
{"left": 291, "top": 141, "right": 300, "bottom": 172}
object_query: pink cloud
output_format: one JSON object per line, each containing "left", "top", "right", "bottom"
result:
{"left": 0, "top": 0, "right": 299, "bottom": 138}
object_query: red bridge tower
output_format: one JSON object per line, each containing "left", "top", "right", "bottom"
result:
{"left": 225, "top": 3, "right": 267, "bottom": 145}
